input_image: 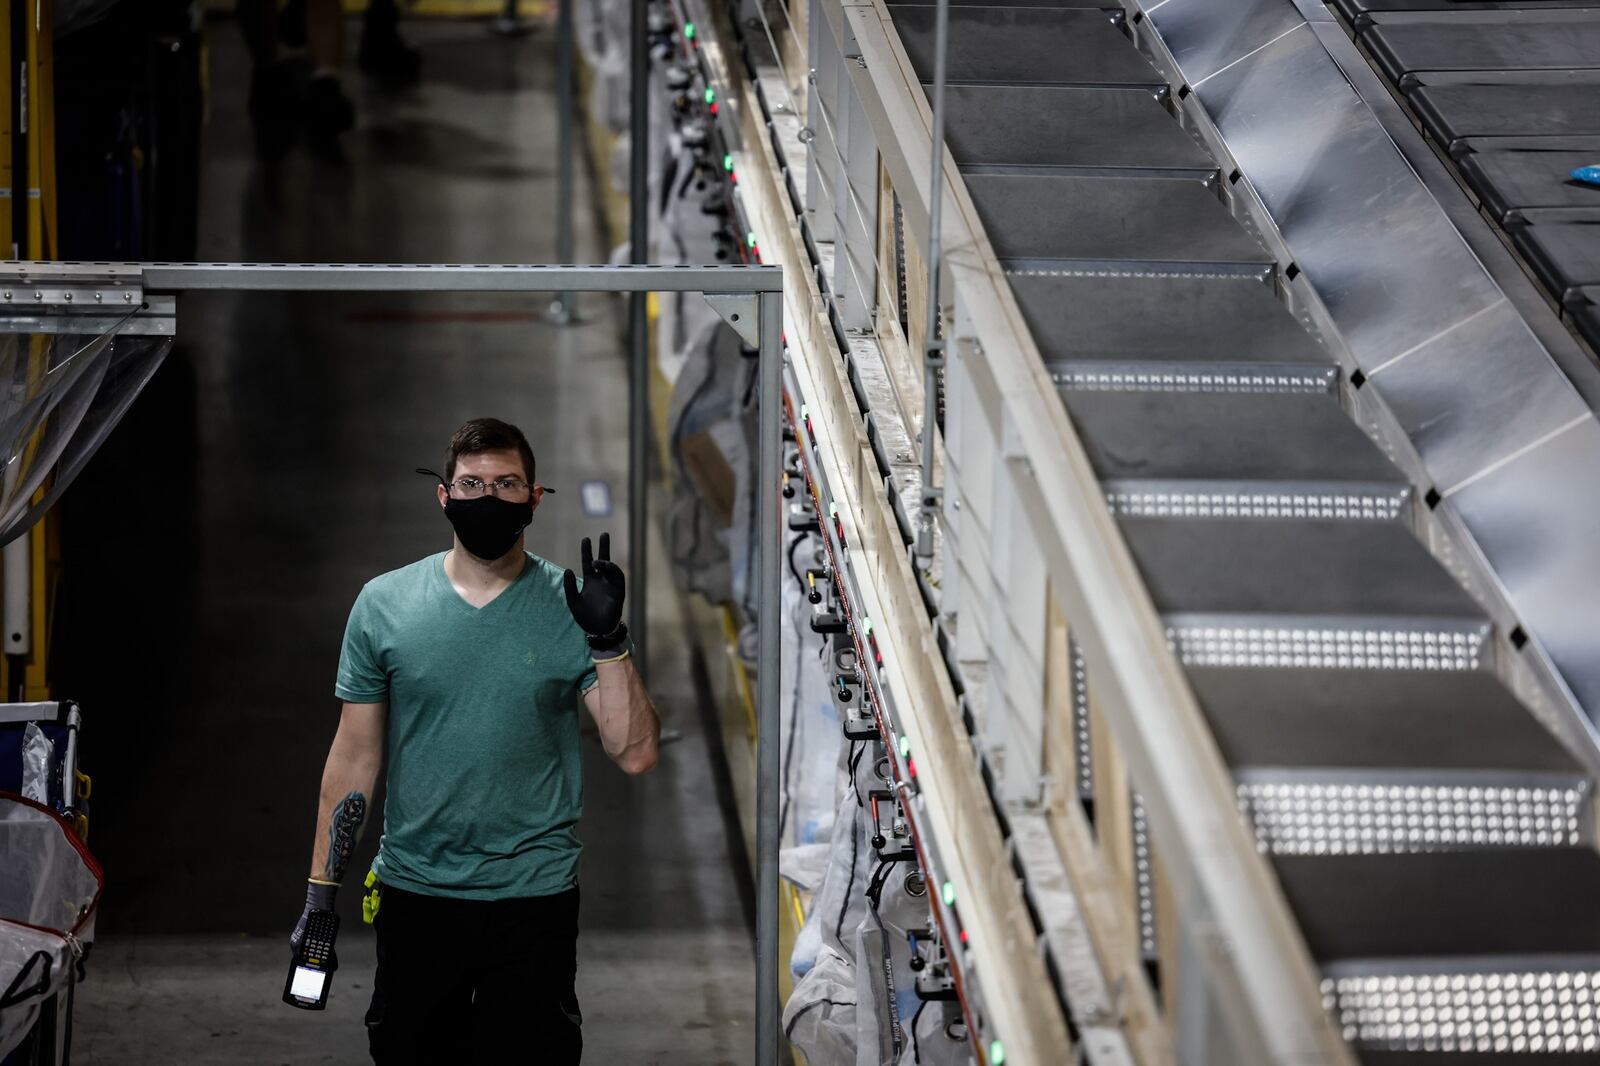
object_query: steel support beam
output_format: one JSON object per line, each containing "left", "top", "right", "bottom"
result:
{"left": 62, "top": 261, "right": 783, "bottom": 293}
{"left": 629, "top": 0, "right": 652, "bottom": 676}
{"left": 551, "top": 0, "right": 578, "bottom": 322}
{"left": 754, "top": 288, "right": 784, "bottom": 1066}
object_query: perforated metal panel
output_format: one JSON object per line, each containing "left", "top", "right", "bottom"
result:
{"left": 1070, "top": 636, "right": 1093, "bottom": 804}
{"left": 1051, "top": 364, "right": 1337, "bottom": 394}
{"left": 1106, "top": 487, "right": 1408, "bottom": 521}
{"left": 1236, "top": 775, "right": 1591, "bottom": 856}
{"left": 1132, "top": 791, "right": 1157, "bottom": 960}
{"left": 1322, "top": 966, "right": 1600, "bottom": 1054}
{"left": 1167, "top": 622, "right": 1489, "bottom": 671}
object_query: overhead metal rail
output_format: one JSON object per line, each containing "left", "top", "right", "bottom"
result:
{"left": 0, "top": 258, "right": 790, "bottom": 1065}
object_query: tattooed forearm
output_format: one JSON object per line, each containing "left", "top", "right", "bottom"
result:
{"left": 324, "top": 790, "right": 368, "bottom": 883}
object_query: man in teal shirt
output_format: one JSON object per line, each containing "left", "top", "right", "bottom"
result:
{"left": 288, "top": 417, "right": 660, "bottom": 1063}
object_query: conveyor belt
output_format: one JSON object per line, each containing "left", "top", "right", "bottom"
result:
{"left": 889, "top": 3, "right": 1600, "bottom": 1059}
{"left": 1331, "top": 0, "right": 1600, "bottom": 359}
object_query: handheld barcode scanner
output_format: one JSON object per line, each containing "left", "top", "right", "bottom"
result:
{"left": 283, "top": 909, "right": 340, "bottom": 1010}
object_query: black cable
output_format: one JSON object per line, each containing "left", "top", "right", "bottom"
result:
{"left": 911, "top": 998, "right": 929, "bottom": 1064}
{"left": 848, "top": 740, "right": 866, "bottom": 807}
{"left": 833, "top": 804, "right": 861, "bottom": 946}
{"left": 865, "top": 857, "right": 894, "bottom": 913}
{"left": 786, "top": 531, "right": 808, "bottom": 588}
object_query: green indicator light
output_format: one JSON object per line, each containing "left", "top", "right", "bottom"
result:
{"left": 829, "top": 502, "right": 838, "bottom": 516}
{"left": 942, "top": 880, "right": 956, "bottom": 906}
{"left": 863, "top": 618, "right": 873, "bottom": 635}
{"left": 747, "top": 231, "right": 757, "bottom": 248}
{"left": 704, "top": 87, "right": 716, "bottom": 104}
{"left": 990, "top": 1041, "right": 1005, "bottom": 1065}
{"left": 800, "top": 404, "right": 809, "bottom": 419}
{"left": 684, "top": 21, "right": 696, "bottom": 38}
{"left": 723, "top": 154, "right": 734, "bottom": 171}
{"left": 898, "top": 735, "right": 910, "bottom": 758}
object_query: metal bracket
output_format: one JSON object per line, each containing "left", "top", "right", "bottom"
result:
{"left": 0, "top": 295, "right": 176, "bottom": 337}
{"left": 703, "top": 291, "right": 762, "bottom": 347}
{"left": 0, "top": 263, "right": 144, "bottom": 308}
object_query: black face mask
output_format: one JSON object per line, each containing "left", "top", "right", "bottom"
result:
{"left": 443, "top": 494, "right": 533, "bottom": 561}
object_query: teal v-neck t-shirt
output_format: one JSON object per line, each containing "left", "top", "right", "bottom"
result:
{"left": 334, "top": 551, "right": 599, "bottom": 900}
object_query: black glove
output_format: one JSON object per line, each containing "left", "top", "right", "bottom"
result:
{"left": 563, "top": 533, "right": 628, "bottom": 656}
{"left": 290, "top": 879, "right": 340, "bottom": 971}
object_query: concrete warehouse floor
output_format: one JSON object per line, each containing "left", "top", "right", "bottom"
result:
{"left": 53, "top": 15, "right": 753, "bottom": 1064}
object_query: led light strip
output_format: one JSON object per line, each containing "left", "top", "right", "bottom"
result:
{"left": 1052, "top": 367, "right": 1336, "bottom": 394}
{"left": 1106, "top": 489, "right": 1406, "bottom": 521}
{"left": 1322, "top": 969, "right": 1600, "bottom": 1053}
{"left": 1237, "top": 779, "right": 1589, "bottom": 855}
{"left": 1167, "top": 623, "right": 1487, "bottom": 671}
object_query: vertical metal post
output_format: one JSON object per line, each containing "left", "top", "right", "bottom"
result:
{"left": 550, "top": 0, "right": 577, "bottom": 322}
{"left": 10, "top": 0, "right": 27, "bottom": 258}
{"left": 914, "top": 0, "right": 949, "bottom": 569}
{"left": 755, "top": 288, "right": 784, "bottom": 1066}
{"left": 627, "top": 0, "right": 651, "bottom": 674}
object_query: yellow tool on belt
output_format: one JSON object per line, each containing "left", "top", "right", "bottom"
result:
{"left": 362, "top": 870, "right": 382, "bottom": 924}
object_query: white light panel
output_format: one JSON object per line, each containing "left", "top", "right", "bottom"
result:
{"left": 1322, "top": 970, "right": 1600, "bottom": 1053}
{"left": 1238, "top": 780, "right": 1587, "bottom": 855}
{"left": 1107, "top": 489, "right": 1406, "bottom": 521}
{"left": 1051, "top": 368, "right": 1332, "bottom": 394}
{"left": 1168, "top": 625, "right": 1485, "bottom": 671}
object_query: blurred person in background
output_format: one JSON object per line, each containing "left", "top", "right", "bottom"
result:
{"left": 241, "top": 0, "right": 421, "bottom": 153}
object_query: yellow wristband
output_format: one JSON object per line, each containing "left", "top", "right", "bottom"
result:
{"left": 592, "top": 648, "right": 632, "bottom": 665}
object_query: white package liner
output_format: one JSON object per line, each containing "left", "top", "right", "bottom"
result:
{"left": 779, "top": 575, "right": 842, "bottom": 854}
{"left": 0, "top": 793, "right": 101, "bottom": 1058}
{"left": 19, "top": 725, "right": 50, "bottom": 805}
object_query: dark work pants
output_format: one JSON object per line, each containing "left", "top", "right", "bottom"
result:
{"left": 366, "top": 884, "right": 582, "bottom": 1065}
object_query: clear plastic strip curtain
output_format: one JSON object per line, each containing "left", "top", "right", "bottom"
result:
{"left": 0, "top": 321, "right": 174, "bottom": 544}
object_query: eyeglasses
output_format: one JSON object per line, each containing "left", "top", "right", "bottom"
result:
{"left": 447, "top": 477, "right": 532, "bottom": 500}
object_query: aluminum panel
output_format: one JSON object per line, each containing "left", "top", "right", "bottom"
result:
{"left": 1119, "top": 518, "right": 1486, "bottom": 619}
{"left": 1011, "top": 273, "right": 1329, "bottom": 365}
{"left": 1274, "top": 848, "right": 1600, "bottom": 960}
{"left": 1176, "top": 23, "right": 1511, "bottom": 384}
{"left": 1514, "top": 222, "right": 1600, "bottom": 303}
{"left": 1445, "top": 415, "right": 1600, "bottom": 723}
{"left": 1188, "top": 667, "right": 1586, "bottom": 772}
{"left": 1458, "top": 149, "right": 1600, "bottom": 221}
{"left": 939, "top": 86, "right": 1216, "bottom": 174}
{"left": 893, "top": 0, "right": 1120, "bottom": 7}
{"left": 887, "top": 6, "right": 1166, "bottom": 87}
{"left": 1143, "top": 0, "right": 1311, "bottom": 88}
{"left": 1410, "top": 83, "right": 1600, "bottom": 150}
{"left": 1333, "top": 0, "right": 1598, "bottom": 25}
{"left": 963, "top": 173, "right": 1273, "bottom": 273}
{"left": 1363, "top": 17, "right": 1600, "bottom": 80}
{"left": 1133, "top": 0, "right": 1600, "bottom": 726}
{"left": 1366, "top": 298, "right": 1590, "bottom": 494}
{"left": 1578, "top": 288, "right": 1600, "bottom": 351}
{"left": 1062, "top": 391, "right": 1404, "bottom": 484}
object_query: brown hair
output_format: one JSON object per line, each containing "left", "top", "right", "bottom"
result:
{"left": 444, "top": 418, "right": 537, "bottom": 482}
